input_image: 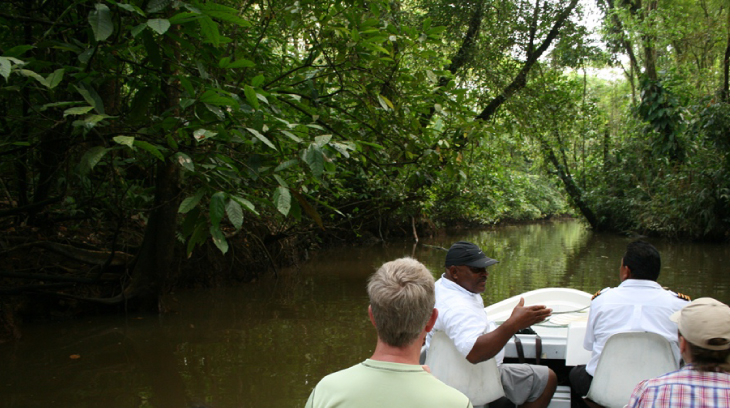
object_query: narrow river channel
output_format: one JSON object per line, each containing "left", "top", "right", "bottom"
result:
{"left": 1, "top": 219, "right": 728, "bottom": 408}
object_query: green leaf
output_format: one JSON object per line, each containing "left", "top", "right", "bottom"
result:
{"left": 247, "top": 128, "right": 277, "bottom": 150}
{"left": 251, "top": 74, "right": 265, "bottom": 88}
{"left": 133, "top": 140, "right": 164, "bottom": 160}
{"left": 273, "top": 174, "right": 289, "bottom": 188}
{"left": 45, "top": 68, "right": 64, "bottom": 89}
{"left": 200, "top": 3, "right": 252, "bottom": 27}
{"left": 187, "top": 221, "right": 207, "bottom": 256}
{"left": 175, "top": 152, "right": 194, "bottom": 171}
{"left": 88, "top": 4, "right": 114, "bottom": 42}
{"left": 115, "top": 2, "right": 145, "bottom": 16}
{"left": 210, "top": 226, "right": 229, "bottom": 254}
{"left": 147, "top": 19, "right": 171, "bottom": 35}
{"left": 178, "top": 190, "right": 205, "bottom": 214}
{"left": 198, "top": 16, "right": 221, "bottom": 47}
{"left": 226, "top": 199, "right": 243, "bottom": 230}
{"left": 40, "top": 101, "right": 78, "bottom": 112}
{"left": 232, "top": 195, "right": 258, "bottom": 215}
{"left": 377, "top": 94, "right": 393, "bottom": 110}
{"left": 19, "top": 69, "right": 48, "bottom": 87}
{"left": 303, "top": 144, "right": 324, "bottom": 177}
{"left": 275, "top": 159, "right": 299, "bottom": 172}
{"left": 200, "top": 90, "right": 237, "bottom": 107}
{"left": 63, "top": 106, "right": 94, "bottom": 117}
{"left": 225, "top": 58, "right": 255, "bottom": 69}
{"left": 146, "top": 0, "right": 171, "bottom": 13}
{"left": 193, "top": 128, "right": 218, "bottom": 141}
{"left": 79, "top": 146, "right": 109, "bottom": 175}
{"left": 113, "top": 135, "right": 135, "bottom": 148}
{"left": 74, "top": 83, "right": 105, "bottom": 114}
{"left": 273, "top": 186, "right": 291, "bottom": 216}
{"left": 0, "top": 57, "right": 12, "bottom": 81}
{"left": 209, "top": 191, "right": 226, "bottom": 227}
{"left": 314, "top": 134, "right": 332, "bottom": 147}
{"left": 244, "top": 85, "right": 260, "bottom": 109}
{"left": 281, "top": 130, "right": 302, "bottom": 143}
{"left": 169, "top": 12, "right": 201, "bottom": 25}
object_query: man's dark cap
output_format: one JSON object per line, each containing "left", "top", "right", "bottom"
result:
{"left": 444, "top": 241, "right": 498, "bottom": 268}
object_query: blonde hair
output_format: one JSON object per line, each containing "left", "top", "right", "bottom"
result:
{"left": 367, "top": 257, "right": 435, "bottom": 348}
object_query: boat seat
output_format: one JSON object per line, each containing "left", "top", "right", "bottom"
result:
{"left": 425, "top": 331, "right": 505, "bottom": 406}
{"left": 585, "top": 331, "right": 678, "bottom": 408}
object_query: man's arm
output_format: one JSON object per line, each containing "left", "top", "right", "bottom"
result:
{"left": 466, "top": 298, "right": 551, "bottom": 364}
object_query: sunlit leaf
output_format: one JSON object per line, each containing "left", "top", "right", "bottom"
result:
{"left": 147, "top": 18, "right": 171, "bottom": 35}
{"left": 377, "top": 94, "right": 394, "bottom": 110}
{"left": 113, "top": 135, "right": 135, "bottom": 148}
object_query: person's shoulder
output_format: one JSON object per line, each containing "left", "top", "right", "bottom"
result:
{"left": 421, "top": 375, "right": 473, "bottom": 406}
{"left": 661, "top": 286, "right": 691, "bottom": 302}
{"left": 591, "top": 287, "right": 612, "bottom": 301}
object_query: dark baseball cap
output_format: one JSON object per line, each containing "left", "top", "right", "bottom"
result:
{"left": 444, "top": 241, "right": 498, "bottom": 268}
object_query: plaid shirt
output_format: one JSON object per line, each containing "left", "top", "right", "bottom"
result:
{"left": 627, "top": 364, "right": 730, "bottom": 408}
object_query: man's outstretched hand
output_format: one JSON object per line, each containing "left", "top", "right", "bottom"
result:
{"left": 508, "top": 297, "right": 552, "bottom": 330}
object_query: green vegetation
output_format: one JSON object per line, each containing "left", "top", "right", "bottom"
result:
{"left": 1, "top": 0, "right": 729, "bottom": 319}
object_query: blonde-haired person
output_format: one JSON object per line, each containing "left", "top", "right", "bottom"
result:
{"left": 627, "top": 297, "right": 730, "bottom": 408}
{"left": 305, "top": 257, "right": 472, "bottom": 408}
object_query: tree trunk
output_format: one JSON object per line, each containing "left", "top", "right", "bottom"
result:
{"left": 127, "top": 159, "right": 182, "bottom": 311}
{"left": 124, "top": 25, "right": 183, "bottom": 312}
{"left": 541, "top": 138, "right": 600, "bottom": 229}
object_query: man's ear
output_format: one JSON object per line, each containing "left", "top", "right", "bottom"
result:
{"left": 620, "top": 264, "right": 632, "bottom": 281}
{"left": 425, "top": 308, "right": 439, "bottom": 333}
{"left": 368, "top": 305, "right": 377, "bottom": 328}
{"left": 447, "top": 265, "right": 459, "bottom": 281}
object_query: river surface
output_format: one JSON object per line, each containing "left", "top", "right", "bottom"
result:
{"left": 1, "top": 220, "right": 729, "bottom": 408}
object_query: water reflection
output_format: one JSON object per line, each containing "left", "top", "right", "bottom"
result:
{"left": 1, "top": 220, "right": 728, "bottom": 407}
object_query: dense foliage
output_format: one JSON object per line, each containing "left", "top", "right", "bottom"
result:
{"left": 1, "top": 0, "right": 729, "bottom": 314}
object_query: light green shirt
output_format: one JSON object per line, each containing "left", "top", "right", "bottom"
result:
{"left": 305, "top": 359, "right": 473, "bottom": 408}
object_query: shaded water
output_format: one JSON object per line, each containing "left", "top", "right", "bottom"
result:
{"left": 2, "top": 220, "right": 729, "bottom": 407}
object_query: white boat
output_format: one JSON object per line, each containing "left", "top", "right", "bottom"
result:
{"left": 485, "top": 288, "right": 593, "bottom": 408}
{"left": 485, "top": 287, "right": 593, "bottom": 367}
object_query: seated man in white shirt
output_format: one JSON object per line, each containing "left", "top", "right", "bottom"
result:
{"left": 569, "top": 240, "right": 690, "bottom": 408}
{"left": 424, "top": 241, "right": 557, "bottom": 408}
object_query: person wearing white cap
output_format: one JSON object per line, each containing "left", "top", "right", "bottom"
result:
{"left": 424, "top": 241, "right": 557, "bottom": 408}
{"left": 626, "top": 297, "right": 730, "bottom": 408}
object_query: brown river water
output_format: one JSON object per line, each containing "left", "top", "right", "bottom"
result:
{"left": 1, "top": 219, "right": 729, "bottom": 408}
